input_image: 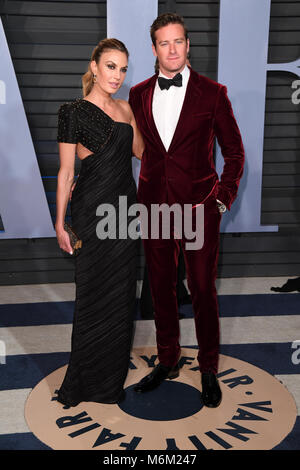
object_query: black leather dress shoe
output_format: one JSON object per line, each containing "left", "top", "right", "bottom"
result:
{"left": 134, "top": 363, "right": 180, "bottom": 393}
{"left": 201, "top": 372, "right": 222, "bottom": 408}
{"left": 271, "top": 277, "right": 300, "bottom": 292}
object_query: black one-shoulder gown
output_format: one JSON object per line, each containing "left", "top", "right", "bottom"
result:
{"left": 56, "top": 99, "right": 137, "bottom": 406}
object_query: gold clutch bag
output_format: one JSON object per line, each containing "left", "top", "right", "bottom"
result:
{"left": 64, "top": 222, "right": 82, "bottom": 256}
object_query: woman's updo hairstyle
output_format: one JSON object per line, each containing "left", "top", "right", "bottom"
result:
{"left": 82, "top": 38, "right": 129, "bottom": 97}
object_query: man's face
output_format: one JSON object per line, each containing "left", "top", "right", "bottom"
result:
{"left": 152, "top": 23, "right": 189, "bottom": 78}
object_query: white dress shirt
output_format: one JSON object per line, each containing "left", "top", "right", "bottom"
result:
{"left": 152, "top": 65, "right": 190, "bottom": 152}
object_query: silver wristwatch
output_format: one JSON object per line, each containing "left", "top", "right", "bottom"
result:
{"left": 216, "top": 199, "right": 226, "bottom": 213}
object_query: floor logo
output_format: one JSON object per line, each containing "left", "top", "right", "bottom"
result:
{"left": 25, "top": 347, "right": 297, "bottom": 450}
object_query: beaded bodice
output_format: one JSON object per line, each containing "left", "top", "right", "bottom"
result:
{"left": 57, "top": 99, "right": 116, "bottom": 154}
{"left": 57, "top": 97, "right": 135, "bottom": 212}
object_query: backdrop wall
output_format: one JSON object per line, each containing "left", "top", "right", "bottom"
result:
{"left": 0, "top": 0, "right": 299, "bottom": 284}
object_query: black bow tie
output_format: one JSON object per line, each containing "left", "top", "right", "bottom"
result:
{"left": 158, "top": 73, "right": 182, "bottom": 90}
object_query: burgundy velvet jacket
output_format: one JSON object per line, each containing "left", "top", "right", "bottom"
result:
{"left": 129, "top": 68, "right": 245, "bottom": 210}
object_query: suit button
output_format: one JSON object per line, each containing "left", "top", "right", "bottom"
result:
{"left": 169, "top": 155, "right": 173, "bottom": 159}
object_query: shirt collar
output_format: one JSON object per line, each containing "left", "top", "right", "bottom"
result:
{"left": 158, "top": 65, "right": 190, "bottom": 85}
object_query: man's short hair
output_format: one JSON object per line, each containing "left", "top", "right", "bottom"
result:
{"left": 150, "top": 12, "right": 188, "bottom": 46}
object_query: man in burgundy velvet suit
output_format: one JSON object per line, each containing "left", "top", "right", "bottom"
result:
{"left": 129, "top": 13, "right": 244, "bottom": 407}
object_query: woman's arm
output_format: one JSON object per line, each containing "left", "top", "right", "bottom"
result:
{"left": 118, "top": 99, "right": 144, "bottom": 160}
{"left": 55, "top": 142, "right": 76, "bottom": 254}
{"left": 129, "top": 107, "right": 144, "bottom": 160}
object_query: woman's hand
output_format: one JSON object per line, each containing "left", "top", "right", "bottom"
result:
{"left": 56, "top": 142, "right": 76, "bottom": 254}
{"left": 56, "top": 225, "right": 73, "bottom": 255}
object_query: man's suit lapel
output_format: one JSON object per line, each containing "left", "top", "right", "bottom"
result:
{"left": 141, "top": 68, "right": 203, "bottom": 154}
{"left": 141, "top": 74, "right": 166, "bottom": 153}
{"left": 168, "top": 68, "right": 203, "bottom": 154}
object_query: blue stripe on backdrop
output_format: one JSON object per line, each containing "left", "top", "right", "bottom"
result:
{"left": 185, "top": 344, "right": 300, "bottom": 376}
{"left": 0, "top": 343, "right": 299, "bottom": 392}
{"left": 221, "top": 293, "right": 300, "bottom": 317}
{"left": 0, "top": 294, "right": 299, "bottom": 327}
{"left": 0, "top": 302, "right": 75, "bottom": 327}
{"left": 0, "top": 433, "right": 51, "bottom": 450}
{"left": 179, "top": 294, "right": 300, "bottom": 319}
{"left": 0, "top": 352, "right": 70, "bottom": 390}
{"left": 0, "top": 300, "right": 138, "bottom": 326}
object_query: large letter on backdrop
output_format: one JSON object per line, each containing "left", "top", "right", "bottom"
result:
{"left": 217, "top": 0, "right": 300, "bottom": 232}
{"left": 0, "top": 19, "right": 55, "bottom": 238}
{"left": 107, "top": 0, "right": 158, "bottom": 183}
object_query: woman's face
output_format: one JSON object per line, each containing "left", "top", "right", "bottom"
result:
{"left": 91, "top": 49, "right": 128, "bottom": 95}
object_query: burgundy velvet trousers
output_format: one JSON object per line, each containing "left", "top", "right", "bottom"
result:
{"left": 142, "top": 195, "right": 221, "bottom": 374}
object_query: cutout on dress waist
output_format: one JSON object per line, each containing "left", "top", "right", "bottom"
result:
{"left": 77, "top": 142, "right": 94, "bottom": 161}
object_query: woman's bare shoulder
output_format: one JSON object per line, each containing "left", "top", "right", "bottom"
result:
{"left": 116, "top": 98, "right": 131, "bottom": 110}
{"left": 115, "top": 99, "right": 133, "bottom": 119}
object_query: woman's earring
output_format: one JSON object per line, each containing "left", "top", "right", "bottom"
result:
{"left": 93, "top": 74, "right": 97, "bottom": 83}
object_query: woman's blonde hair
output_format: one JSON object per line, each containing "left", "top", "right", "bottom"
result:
{"left": 82, "top": 38, "right": 129, "bottom": 97}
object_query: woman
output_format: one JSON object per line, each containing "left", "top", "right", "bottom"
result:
{"left": 55, "top": 38, "right": 144, "bottom": 407}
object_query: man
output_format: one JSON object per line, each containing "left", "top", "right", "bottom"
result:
{"left": 129, "top": 13, "right": 244, "bottom": 407}
{"left": 140, "top": 248, "right": 191, "bottom": 319}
